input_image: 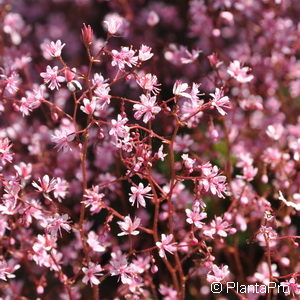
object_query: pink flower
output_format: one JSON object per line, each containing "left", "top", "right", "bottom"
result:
{"left": 209, "top": 88, "right": 230, "bottom": 116}
{"left": 240, "top": 165, "right": 258, "bottom": 182}
{"left": 117, "top": 215, "right": 141, "bottom": 236}
{"left": 173, "top": 81, "right": 191, "bottom": 98}
{"left": 32, "top": 175, "right": 57, "bottom": 194}
{"left": 207, "top": 264, "right": 230, "bottom": 283}
{"left": 156, "top": 234, "right": 177, "bottom": 258}
{"left": 133, "top": 94, "right": 161, "bottom": 123}
{"left": 51, "top": 128, "right": 75, "bottom": 152}
{"left": 109, "top": 251, "right": 130, "bottom": 283}
{"left": 147, "top": 11, "right": 160, "bottom": 26}
{"left": 0, "top": 259, "right": 20, "bottom": 281}
{"left": 138, "top": 45, "right": 153, "bottom": 61}
{"left": 82, "top": 186, "right": 105, "bottom": 214}
{"left": 3, "top": 12, "right": 25, "bottom": 45}
{"left": 157, "top": 145, "right": 167, "bottom": 161}
{"left": 181, "top": 154, "right": 195, "bottom": 172}
{"left": 203, "top": 216, "right": 236, "bottom": 238}
{"left": 227, "top": 60, "right": 254, "bottom": 83}
{"left": 82, "top": 262, "right": 103, "bottom": 286}
{"left": 159, "top": 284, "right": 178, "bottom": 300}
{"left": 19, "top": 95, "right": 41, "bottom": 116}
{"left": 253, "top": 262, "right": 279, "bottom": 285}
{"left": 103, "top": 13, "right": 123, "bottom": 35}
{"left": 1, "top": 71, "right": 20, "bottom": 95}
{"left": 44, "top": 40, "right": 65, "bottom": 58}
{"left": 87, "top": 231, "right": 106, "bottom": 252}
{"left": 256, "top": 226, "right": 278, "bottom": 244}
{"left": 266, "top": 124, "right": 284, "bottom": 141}
{"left": 14, "top": 162, "right": 32, "bottom": 180}
{"left": 198, "top": 164, "right": 227, "bottom": 198}
{"left": 173, "top": 135, "right": 193, "bottom": 152}
{"left": 280, "top": 278, "right": 300, "bottom": 295}
{"left": 92, "top": 73, "right": 111, "bottom": 109}
{"left": 111, "top": 47, "right": 138, "bottom": 69}
{"left": 129, "top": 183, "right": 152, "bottom": 207}
{"left": 0, "top": 138, "right": 13, "bottom": 166}
{"left": 40, "top": 65, "right": 65, "bottom": 90}
{"left": 136, "top": 73, "right": 161, "bottom": 94}
{"left": 185, "top": 201, "right": 207, "bottom": 228}
{"left": 41, "top": 213, "right": 71, "bottom": 236}
{"left": 80, "top": 98, "right": 96, "bottom": 115}
{"left": 109, "top": 114, "right": 129, "bottom": 138}
{"left": 53, "top": 178, "right": 68, "bottom": 201}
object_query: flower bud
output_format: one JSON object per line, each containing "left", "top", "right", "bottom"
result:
{"left": 65, "top": 68, "right": 75, "bottom": 82}
{"left": 81, "top": 23, "right": 93, "bottom": 45}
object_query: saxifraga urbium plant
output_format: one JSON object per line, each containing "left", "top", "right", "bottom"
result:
{"left": 0, "top": 0, "right": 300, "bottom": 299}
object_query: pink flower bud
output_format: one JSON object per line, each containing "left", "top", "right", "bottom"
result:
{"left": 208, "top": 53, "right": 219, "bottom": 67}
{"left": 65, "top": 68, "right": 75, "bottom": 82}
{"left": 81, "top": 23, "right": 93, "bottom": 45}
{"left": 37, "top": 286, "right": 44, "bottom": 294}
{"left": 51, "top": 112, "right": 58, "bottom": 121}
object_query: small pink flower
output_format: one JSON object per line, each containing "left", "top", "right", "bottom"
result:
{"left": 209, "top": 88, "right": 230, "bottom": 116}
{"left": 147, "top": 11, "right": 160, "bottom": 26}
{"left": 80, "top": 98, "right": 96, "bottom": 115}
{"left": 207, "top": 264, "right": 230, "bottom": 283}
{"left": 1, "top": 71, "right": 20, "bottom": 95}
{"left": 133, "top": 94, "right": 161, "bottom": 123}
{"left": 42, "top": 213, "right": 71, "bottom": 236}
{"left": 14, "top": 162, "right": 32, "bottom": 180}
{"left": 203, "top": 216, "right": 236, "bottom": 238}
{"left": 40, "top": 66, "right": 65, "bottom": 90}
{"left": 0, "top": 259, "right": 20, "bottom": 281}
{"left": 111, "top": 47, "right": 138, "bottom": 69}
{"left": 227, "top": 60, "right": 254, "bottom": 83}
{"left": 185, "top": 201, "right": 207, "bottom": 228}
{"left": 280, "top": 278, "right": 300, "bottom": 295}
{"left": 117, "top": 215, "right": 141, "bottom": 236}
{"left": 87, "top": 231, "right": 106, "bottom": 252}
{"left": 266, "top": 124, "right": 284, "bottom": 141}
{"left": 173, "top": 81, "right": 190, "bottom": 98}
{"left": 103, "top": 13, "right": 123, "bottom": 35}
{"left": 198, "top": 164, "right": 227, "bottom": 198}
{"left": 82, "top": 262, "right": 103, "bottom": 286}
{"left": 51, "top": 128, "right": 75, "bottom": 152}
{"left": 82, "top": 186, "right": 105, "bottom": 214}
{"left": 241, "top": 165, "right": 258, "bottom": 182}
{"left": 138, "top": 45, "right": 153, "bottom": 61}
{"left": 53, "top": 178, "right": 68, "bottom": 201}
{"left": 0, "top": 138, "right": 13, "bottom": 166}
{"left": 129, "top": 183, "right": 152, "bottom": 207}
{"left": 44, "top": 40, "right": 65, "bottom": 58}
{"left": 156, "top": 234, "right": 177, "bottom": 258}
{"left": 32, "top": 175, "right": 57, "bottom": 194}
{"left": 157, "top": 145, "right": 167, "bottom": 161}
{"left": 159, "top": 284, "right": 178, "bottom": 300}
{"left": 136, "top": 73, "right": 161, "bottom": 94}
{"left": 109, "top": 114, "right": 129, "bottom": 138}
{"left": 181, "top": 154, "right": 195, "bottom": 172}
